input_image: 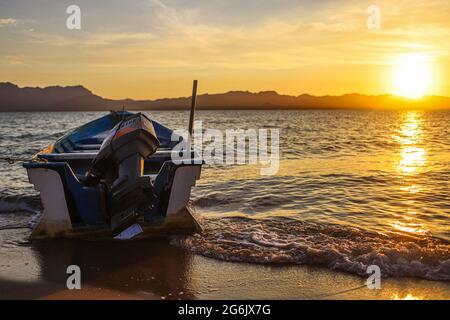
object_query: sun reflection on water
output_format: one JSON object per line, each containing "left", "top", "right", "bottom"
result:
{"left": 398, "top": 146, "right": 427, "bottom": 174}
{"left": 390, "top": 221, "right": 428, "bottom": 235}
{"left": 394, "top": 111, "right": 427, "bottom": 175}
{"left": 392, "top": 293, "right": 422, "bottom": 300}
{"left": 390, "top": 111, "right": 429, "bottom": 236}
{"left": 399, "top": 184, "right": 421, "bottom": 194}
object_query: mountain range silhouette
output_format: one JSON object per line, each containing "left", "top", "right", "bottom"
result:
{"left": 1, "top": 82, "right": 449, "bottom": 111}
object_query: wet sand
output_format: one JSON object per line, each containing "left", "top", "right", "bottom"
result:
{"left": 0, "top": 229, "right": 449, "bottom": 300}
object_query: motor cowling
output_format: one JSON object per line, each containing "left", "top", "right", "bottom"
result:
{"left": 86, "top": 113, "right": 160, "bottom": 236}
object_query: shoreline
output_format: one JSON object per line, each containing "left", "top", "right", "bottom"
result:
{"left": 1, "top": 229, "right": 449, "bottom": 300}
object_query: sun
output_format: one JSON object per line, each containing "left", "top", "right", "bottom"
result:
{"left": 392, "top": 53, "right": 433, "bottom": 99}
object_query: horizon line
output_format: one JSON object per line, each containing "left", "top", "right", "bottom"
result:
{"left": 1, "top": 81, "right": 449, "bottom": 101}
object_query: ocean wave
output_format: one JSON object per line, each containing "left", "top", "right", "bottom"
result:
{"left": 173, "top": 217, "right": 450, "bottom": 281}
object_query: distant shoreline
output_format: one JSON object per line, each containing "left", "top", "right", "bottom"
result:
{"left": 1, "top": 82, "right": 449, "bottom": 111}
{"left": 2, "top": 107, "right": 450, "bottom": 113}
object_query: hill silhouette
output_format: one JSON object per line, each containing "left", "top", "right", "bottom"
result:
{"left": 0, "top": 82, "right": 449, "bottom": 111}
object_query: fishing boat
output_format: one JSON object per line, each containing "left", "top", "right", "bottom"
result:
{"left": 24, "top": 81, "right": 202, "bottom": 240}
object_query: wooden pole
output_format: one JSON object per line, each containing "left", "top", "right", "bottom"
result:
{"left": 188, "top": 80, "right": 198, "bottom": 138}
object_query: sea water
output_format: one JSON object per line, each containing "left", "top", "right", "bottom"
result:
{"left": 0, "top": 110, "right": 449, "bottom": 281}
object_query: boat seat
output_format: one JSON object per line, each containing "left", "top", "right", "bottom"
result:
{"left": 74, "top": 143, "right": 102, "bottom": 151}
{"left": 38, "top": 149, "right": 183, "bottom": 162}
{"left": 38, "top": 153, "right": 98, "bottom": 161}
{"left": 75, "top": 173, "right": 157, "bottom": 183}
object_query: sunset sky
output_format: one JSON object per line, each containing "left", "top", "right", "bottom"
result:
{"left": 0, "top": 0, "right": 449, "bottom": 99}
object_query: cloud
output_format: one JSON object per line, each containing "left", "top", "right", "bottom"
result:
{"left": 83, "top": 32, "right": 157, "bottom": 46}
{"left": 5, "top": 55, "right": 24, "bottom": 65}
{"left": 8, "top": 0, "right": 448, "bottom": 71}
{"left": 0, "top": 0, "right": 449, "bottom": 97}
{"left": 0, "top": 18, "right": 16, "bottom": 26}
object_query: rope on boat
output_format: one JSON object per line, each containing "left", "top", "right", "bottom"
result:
{"left": 309, "top": 284, "right": 368, "bottom": 299}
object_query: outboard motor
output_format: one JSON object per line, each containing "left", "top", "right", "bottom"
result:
{"left": 86, "top": 113, "right": 160, "bottom": 236}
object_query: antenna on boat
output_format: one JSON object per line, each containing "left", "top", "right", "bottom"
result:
{"left": 188, "top": 80, "right": 198, "bottom": 140}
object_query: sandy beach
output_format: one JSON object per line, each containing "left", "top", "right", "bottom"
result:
{"left": 1, "top": 229, "right": 448, "bottom": 300}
